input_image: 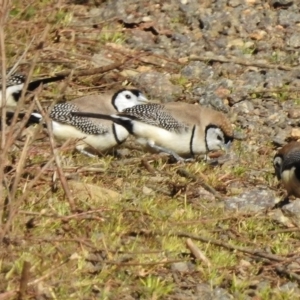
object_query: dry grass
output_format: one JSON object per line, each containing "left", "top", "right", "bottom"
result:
{"left": 0, "top": 1, "right": 300, "bottom": 300}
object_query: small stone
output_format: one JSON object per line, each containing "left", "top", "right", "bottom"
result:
{"left": 181, "top": 61, "right": 214, "bottom": 80}
{"left": 279, "top": 281, "right": 300, "bottom": 293}
{"left": 282, "top": 199, "right": 300, "bottom": 227}
{"left": 171, "top": 262, "right": 192, "bottom": 273}
{"left": 269, "top": 209, "right": 295, "bottom": 228}
{"left": 278, "top": 10, "right": 300, "bottom": 26}
{"left": 132, "top": 71, "right": 182, "bottom": 102}
{"left": 213, "top": 288, "right": 233, "bottom": 300}
{"left": 273, "top": 128, "right": 290, "bottom": 146}
{"left": 287, "top": 33, "right": 300, "bottom": 48}
{"left": 142, "top": 186, "right": 154, "bottom": 195}
{"left": 228, "top": 0, "right": 241, "bottom": 7}
{"left": 288, "top": 109, "right": 300, "bottom": 119}
{"left": 92, "top": 53, "right": 114, "bottom": 67}
{"left": 232, "top": 100, "right": 254, "bottom": 114}
{"left": 250, "top": 30, "right": 267, "bottom": 41}
{"left": 68, "top": 181, "right": 120, "bottom": 204}
{"left": 290, "top": 128, "right": 300, "bottom": 139}
{"left": 227, "top": 38, "right": 245, "bottom": 48}
{"left": 225, "top": 188, "right": 277, "bottom": 212}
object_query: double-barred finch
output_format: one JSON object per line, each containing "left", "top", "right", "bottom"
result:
{"left": 0, "top": 72, "right": 65, "bottom": 108}
{"left": 71, "top": 102, "right": 234, "bottom": 161}
{"left": 273, "top": 141, "right": 300, "bottom": 198}
{"left": 49, "top": 89, "right": 148, "bottom": 157}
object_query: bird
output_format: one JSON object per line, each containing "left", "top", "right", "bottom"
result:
{"left": 0, "top": 71, "right": 65, "bottom": 108}
{"left": 49, "top": 89, "right": 148, "bottom": 157}
{"left": 273, "top": 141, "right": 300, "bottom": 199}
{"left": 71, "top": 102, "right": 234, "bottom": 161}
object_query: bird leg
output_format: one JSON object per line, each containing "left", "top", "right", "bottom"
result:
{"left": 75, "top": 145, "right": 97, "bottom": 158}
{"left": 272, "top": 196, "right": 290, "bottom": 209}
{"left": 147, "top": 141, "right": 189, "bottom": 162}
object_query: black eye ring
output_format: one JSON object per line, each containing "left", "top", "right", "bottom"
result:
{"left": 125, "top": 94, "right": 131, "bottom": 99}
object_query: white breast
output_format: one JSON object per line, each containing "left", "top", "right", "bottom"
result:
{"left": 281, "top": 167, "right": 300, "bottom": 197}
{"left": 52, "top": 121, "right": 129, "bottom": 154}
{"left": 132, "top": 121, "right": 194, "bottom": 156}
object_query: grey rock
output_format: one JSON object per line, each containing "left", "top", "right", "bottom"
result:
{"left": 278, "top": 10, "right": 300, "bottom": 27}
{"left": 195, "top": 284, "right": 233, "bottom": 300}
{"left": 282, "top": 199, "right": 300, "bottom": 227}
{"left": 240, "top": 71, "right": 265, "bottom": 89}
{"left": 227, "top": 0, "right": 241, "bottom": 7}
{"left": 213, "top": 288, "right": 234, "bottom": 300}
{"left": 240, "top": 9, "right": 262, "bottom": 33}
{"left": 232, "top": 100, "right": 254, "bottom": 114}
{"left": 265, "top": 70, "right": 286, "bottom": 88}
{"left": 181, "top": 61, "right": 215, "bottom": 80}
{"left": 92, "top": 53, "right": 114, "bottom": 67}
{"left": 288, "top": 108, "right": 300, "bottom": 119}
{"left": 225, "top": 188, "right": 277, "bottom": 212}
{"left": 194, "top": 79, "right": 233, "bottom": 111}
{"left": 256, "top": 280, "right": 271, "bottom": 292}
{"left": 126, "top": 29, "right": 155, "bottom": 50}
{"left": 195, "top": 284, "right": 213, "bottom": 299}
{"left": 287, "top": 32, "right": 300, "bottom": 48}
{"left": 132, "top": 71, "right": 182, "bottom": 102}
{"left": 272, "top": 129, "right": 289, "bottom": 146}
{"left": 278, "top": 281, "right": 300, "bottom": 293}
{"left": 171, "top": 262, "right": 193, "bottom": 273}
{"left": 172, "top": 33, "right": 191, "bottom": 45}
{"left": 198, "top": 91, "right": 228, "bottom": 112}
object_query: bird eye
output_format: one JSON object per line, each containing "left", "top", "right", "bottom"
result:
{"left": 125, "top": 94, "right": 132, "bottom": 99}
{"left": 217, "top": 135, "right": 223, "bottom": 141}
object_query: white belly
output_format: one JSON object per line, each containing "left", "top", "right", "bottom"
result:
{"left": 132, "top": 122, "right": 198, "bottom": 156}
{"left": 51, "top": 121, "right": 128, "bottom": 155}
{"left": 281, "top": 167, "right": 300, "bottom": 197}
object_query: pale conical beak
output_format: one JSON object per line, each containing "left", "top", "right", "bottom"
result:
{"left": 138, "top": 93, "right": 149, "bottom": 103}
{"left": 221, "top": 140, "right": 232, "bottom": 153}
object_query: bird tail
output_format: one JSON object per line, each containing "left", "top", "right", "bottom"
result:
{"left": 27, "top": 75, "right": 66, "bottom": 92}
{"left": 4, "top": 111, "right": 42, "bottom": 126}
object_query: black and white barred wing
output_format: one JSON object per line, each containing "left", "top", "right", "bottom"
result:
{"left": 50, "top": 103, "right": 109, "bottom": 135}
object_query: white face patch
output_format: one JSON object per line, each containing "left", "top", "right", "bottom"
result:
{"left": 0, "top": 83, "right": 24, "bottom": 107}
{"left": 205, "top": 127, "right": 226, "bottom": 151}
{"left": 273, "top": 156, "right": 283, "bottom": 179}
{"left": 114, "top": 90, "right": 148, "bottom": 111}
{"left": 281, "top": 167, "right": 300, "bottom": 197}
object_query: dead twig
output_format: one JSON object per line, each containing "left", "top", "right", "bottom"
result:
{"left": 35, "top": 98, "right": 76, "bottom": 212}
{"left": 141, "top": 158, "right": 156, "bottom": 175}
{"left": 188, "top": 54, "right": 297, "bottom": 72}
{"left": 175, "top": 232, "right": 285, "bottom": 262}
{"left": 18, "top": 261, "right": 31, "bottom": 300}
{"left": 0, "top": 291, "right": 17, "bottom": 300}
{"left": 177, "top": 168, "right": 223, "bottom": 201}
{"left": 90, "top": 258, "right": 189, "bottom": 267}
{"left": 250, "top": 87, "right": 300, "bottom": 94}
{"left": 0, "top": 0, "right": 11, "bottom": 229}
{"left": 275, "top": 266, "right": 300, "bottom": 283}
{"left": 52, "top": 57, "right": 133, "bottom": 79}
{"left": 28, "top": 257, "right": 70, "bottom": 286}
{"left": 186, "top": 238, "right": 211, "bottom": 267}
